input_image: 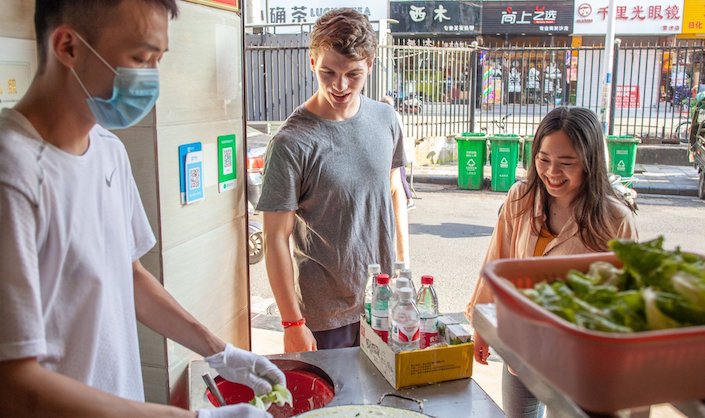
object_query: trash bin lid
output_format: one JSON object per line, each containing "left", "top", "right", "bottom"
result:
{"left": 606, "top": 135, "right": 640, "bottom": 143}
{"left": 490, "top": 134, "right": 521, "bottom": 141}
{"left": 455, "top": 132, "right": 487, "bottom": 141}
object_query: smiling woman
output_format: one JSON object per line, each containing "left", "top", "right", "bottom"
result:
{"left": 466, "top": 106, "right": 638, "bottom": 418}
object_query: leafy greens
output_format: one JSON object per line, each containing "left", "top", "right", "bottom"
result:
{"left": 520, "top": 237, "right": 705, "bottom": 332}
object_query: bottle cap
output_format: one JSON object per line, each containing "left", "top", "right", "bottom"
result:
{"left": 421, "top": 275, "right": 434, "bottom": 285}
{"left": 395, "top": 277, "right": 410, "bottom": 289}
{"left": 376, "top": 274, "right": 390, "bottom": 285}
{"left": 368, "top": 264, "right": 381, "bottom": 274}
{"left": 393, "top": 261, "right": 406, "bottom": 270}
{"left": 400, "top": 269, "right": 412, "bottom": 279}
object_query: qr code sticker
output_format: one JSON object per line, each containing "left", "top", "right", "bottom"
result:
{"left": 222, "top": 147, "right": 233, "bottom": 175}
{"left": 189, "top": 167, "right": 201, "bottom": 190}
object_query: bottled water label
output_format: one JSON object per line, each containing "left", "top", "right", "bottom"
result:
{"left": 395, "top": 325, "right": 420, "bottom": 343}
{"left": 420, "top": 331, "right": 440, "bottom": 348}
{"left": 371, "top": 310, "right": 389, "bottom": 342}
{"left": 420, "top": 316, "right": 439, "bottom": 348}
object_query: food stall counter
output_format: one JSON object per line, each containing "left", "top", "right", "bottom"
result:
{"left": 190, "top": 346, "right": 504, "bottom": 417}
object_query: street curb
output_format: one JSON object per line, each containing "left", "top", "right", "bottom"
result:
{"left": 413, "top": 174, "right": 699, "bottom": 197}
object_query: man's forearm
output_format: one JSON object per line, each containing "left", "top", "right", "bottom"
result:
{"left": 0, "top": 359, "right": 195, "bottom": 418}
{"left": 391, "top": 168, "right": 409, "bottom": 264}
{"left": 133, "top": 262, "right": 225, "bottom": 357}
{"left": 264, "top": 237, "right": 301, "bottom": 321}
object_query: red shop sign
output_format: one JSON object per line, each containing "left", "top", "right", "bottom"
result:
{"left": 615, "top": 85, "right": 640, "bottom": 108}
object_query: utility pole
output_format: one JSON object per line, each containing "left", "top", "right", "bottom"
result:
{"left": 598, "top": 0, "right": 618, "bottom": 167}
{"left": 598, "top": 0, "right": 617, "bottom": 136}
{"left": 245, "top": 0, "right": 264, "bottom": 25}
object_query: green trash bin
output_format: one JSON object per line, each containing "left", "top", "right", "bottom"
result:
{"left": 490, "top": 134, "right": 521, "bottom": 192}
{"left": 455, "top": 132, "right": 487, "bottom": 190}
{"left": 522, "top": 136, "right": 534, "bottom": 169}
{"left": 606, "top": 135, "right": 640, "bottom": 178}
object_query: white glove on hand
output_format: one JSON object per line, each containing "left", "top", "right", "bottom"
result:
{"left": 205, "top": 343, "right": 286, "bottom": 395}
{"left": 197, "top": 404, "right": 272, "bottom": 418}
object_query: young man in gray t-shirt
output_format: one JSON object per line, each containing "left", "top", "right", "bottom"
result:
{"left": 257, "top": 8, "right": 407, "bottom": 352}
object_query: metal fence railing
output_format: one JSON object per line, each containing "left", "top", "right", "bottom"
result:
{"left": 246, "top": 37, "right": 705, "bottom": 143}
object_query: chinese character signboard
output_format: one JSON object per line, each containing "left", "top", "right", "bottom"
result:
{"left": 482, "top": 1, "right": 574, "bottom": 35}
{"left": 615, "top": 85, "right": 641, "bottom": 108}
{"left": 390, "top": 1, "right": 481, "bottom": 35}
{"left": 267, "top": 0, "right": 386, "bottom": 26}
{"left": 573, "top": 0, "right": 685, "bottom": 34}
{"left": 681, "top": 0, "right": 705, "bottom": 34}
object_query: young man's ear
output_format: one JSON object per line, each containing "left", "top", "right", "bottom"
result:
{"left": 50, "top": 26, "right": 81, "bottom": 68}
{"left": 309, "top": 52, "right": 316, "bottom": 71}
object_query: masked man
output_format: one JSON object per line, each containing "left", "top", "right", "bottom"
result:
{"left": 0, "top": 1, "right": 283, "bottom": 417}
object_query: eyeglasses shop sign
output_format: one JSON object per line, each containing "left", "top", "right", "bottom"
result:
{"left": 482, "top": 1, "right": 574, "bottom": 35}
{"left": 266, "top": 0, "right": 387, "bottom": 25}
{"left": 390, "top": 1, "right": 481, "bottom": 34}
{"left": 573, "top": 0, "right": 685, "bottom": 34}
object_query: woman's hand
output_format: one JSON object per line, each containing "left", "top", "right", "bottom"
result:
{"left": 473, "top": 330, "right": 490, "bottom": 365}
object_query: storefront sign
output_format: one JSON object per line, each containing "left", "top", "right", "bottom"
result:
{"left": 615, "top": 85, "right": 641, "bottom": 108}
{"left": 266, "top": 0, "right": 386, "bottom": 25}
{"left": 482, "top": 1, "right": 574, "bottom": 35}
{"left": 389, "top": 1, "right": 481, "bottom": 35}
{"left": 681, "top": 0, "right": 705, "bottom": 34}
{"left": 573, "top": 0, "right": 685, "bottom": 34}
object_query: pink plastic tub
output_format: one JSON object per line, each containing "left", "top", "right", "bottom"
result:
{"left": 482, "top": 252, "right": 705, "bottom": 413}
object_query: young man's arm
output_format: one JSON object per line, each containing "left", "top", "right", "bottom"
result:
{"left": 391, "top": 167, "right": 409, "bottom": 265}
{"left": 133, "top": 261, "right": 285, "bottom": 397}
{"left": 0, "top": 358, "right": 196, "bottom": 418}
{"left": 262, "top": 211, "right": 317, "bottom": 352}
{"left": 133, "top": 260, "right": 226, "bottom": 357}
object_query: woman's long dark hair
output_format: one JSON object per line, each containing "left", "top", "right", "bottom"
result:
{"left": 518, "top": 107, "right": 628, "bottom": 251}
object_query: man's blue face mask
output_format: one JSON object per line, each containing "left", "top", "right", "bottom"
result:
{"left": 70, "top": 33, "right": 160, "bottom": 130}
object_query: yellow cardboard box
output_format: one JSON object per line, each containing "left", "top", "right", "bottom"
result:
{"left": 359, "top": 316, "right": 473, "bottom": 389}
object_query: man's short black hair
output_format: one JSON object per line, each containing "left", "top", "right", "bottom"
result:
{"left": 35, "top": 0, "right": 179, "bottom": 64}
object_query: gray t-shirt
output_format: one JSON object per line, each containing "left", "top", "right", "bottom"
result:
{"left": 257, "top": 95, "right": 405, "bottom": 331}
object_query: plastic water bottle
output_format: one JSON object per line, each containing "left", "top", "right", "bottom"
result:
{"left": 389, "top": 277, "right": 411, "bottom": 314}
{"left": 416, "top": 275, "right": 440, "bottom": 349}
{"left": 392, "top": 261, "right": 406, "bottom": 287}
{"left": 399, "top": 268, "right": 417, "bottom": 297}
{"left": 371, "top": 274, "right": 392, "bottom": 343}
{"left": 390, "top": 287, "right": 420, "bottom": 352}
{"left": 388, "top": 277, "right": 412, "bottom": 336}
{"left": 364, "top": 264, "right": 381, "bottom": 325}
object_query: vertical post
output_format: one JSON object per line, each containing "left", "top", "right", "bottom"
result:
{"left": 470, "top": 41, "right": 478, "bottom": 132}
{"left": 599, "top": 0, "right": 617, "bottom": 134}
{"left": 609, "top": 39, "right": 621, "bottom": 135}
{"left": 598, "top": 0, "right": 618, "bottom": 167}
{"left": 376, "top": 19, "right": 397, "bottom": 102}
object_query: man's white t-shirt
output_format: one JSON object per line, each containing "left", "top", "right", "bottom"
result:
{"left": 0, "top": 108, "right": 156, "bottom": 401}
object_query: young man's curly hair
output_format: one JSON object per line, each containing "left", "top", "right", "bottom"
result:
{"left": 310, "top": 8, "right": 377, "bottom": 65}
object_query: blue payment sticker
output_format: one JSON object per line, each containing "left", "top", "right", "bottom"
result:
{"left": 185, "top": 150, "right": 204, "bottom": 204}
{"left": 178, "top": 142, "right": 202, "bottom": 204}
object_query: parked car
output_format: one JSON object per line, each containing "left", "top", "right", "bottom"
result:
{"left": 246, "top": 127, "right": 270, "bottom": 264}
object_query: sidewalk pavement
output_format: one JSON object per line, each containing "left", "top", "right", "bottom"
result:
{"left": 411, "top": 163, "right": 700, "bottom": 197}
